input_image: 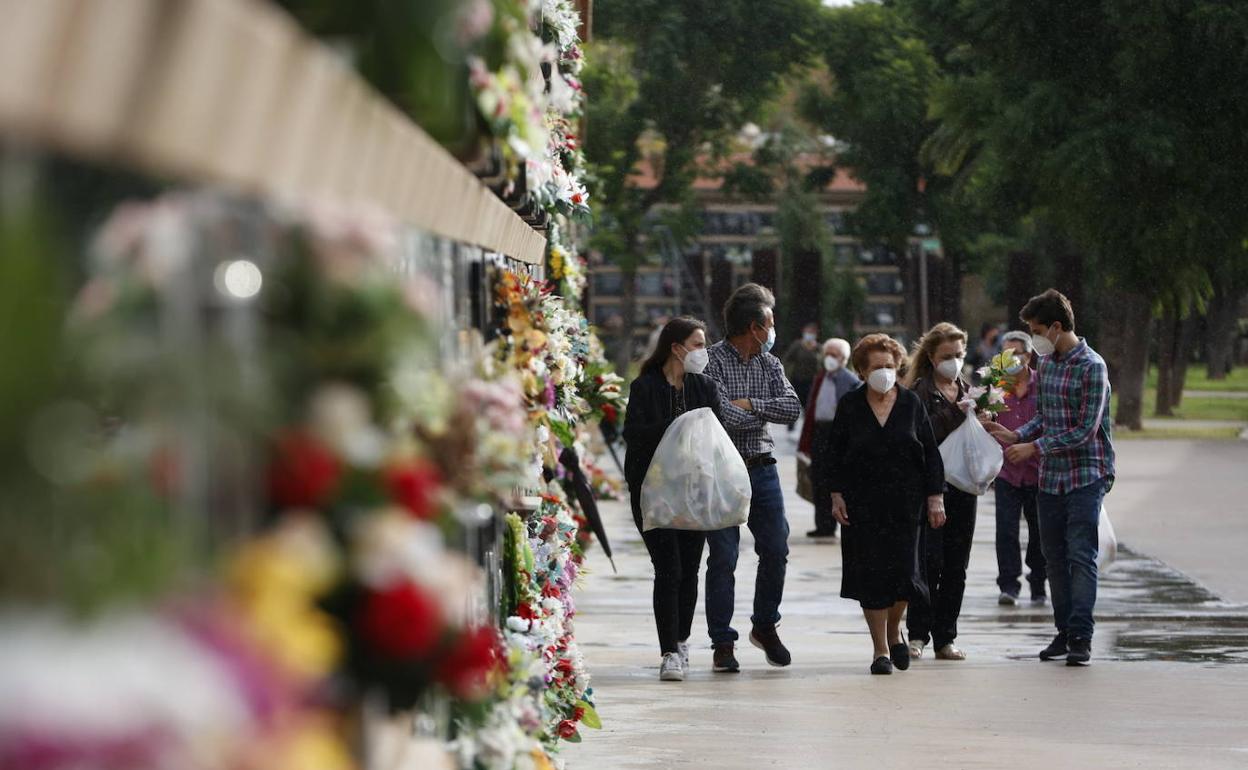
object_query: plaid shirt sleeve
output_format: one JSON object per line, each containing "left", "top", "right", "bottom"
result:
{"left": 705, "top": 347, "right": 766, "bottom": 431}
{"left": 1035, "top": 357, "right": 1109, "bottom": 456}
{"left": 751, "top": 355, "right": 802, "bottom": 425}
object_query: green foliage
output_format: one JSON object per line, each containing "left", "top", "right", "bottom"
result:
{"left": 586, "top": 0, "right": 824, "bottom": 271}
{"left": 906, "top": 0, "right": 1248, "bottom": 306}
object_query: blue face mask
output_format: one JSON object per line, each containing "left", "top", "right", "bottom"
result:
{"left": 756, "top": 325, "right": 776, "bottom": 354}
{"left": 1005, "top": 359, "right": 1027, "bottom": 376}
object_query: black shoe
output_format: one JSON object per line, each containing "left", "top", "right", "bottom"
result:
{"left": 1066, "top": 637, "right": 1092, "bottom": 666}
{"left": 749, "top": 624, "right": 792, "bottom": 667}
{"left": 806, "top": 528, "right": 838, "bottom": 539}
{"left": 889, "top": 642, "right": 911, "bottom": 671}
{"left": 1039, "top": 632, "right": 1069, "bottom": 661}
{"left": 713, "top": 643, "right": 740, "bottom": 673}
{"left": 870, "top": 656, "right": 894, "bottom": 675}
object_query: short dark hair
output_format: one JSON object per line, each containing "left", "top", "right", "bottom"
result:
{"left": 1019, "top": 289, "right": 1075, "bottom": 332}
{"left": 723, "top": 283, "right": 775, "bottom": 337}
{"left": 640, "top": 316, "right": 707, "bottom": 375}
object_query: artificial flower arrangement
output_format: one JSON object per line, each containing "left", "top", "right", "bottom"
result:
{"left": 970, "top": 349, "right": 1024, "bottom": 414}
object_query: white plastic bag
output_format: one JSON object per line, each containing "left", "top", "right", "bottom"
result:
{"left": 938, "top": 407, "right": 1004, "bottom": 495}
{"left": 1098, "top": 505, "right": 1117, "bottom": 571}
{"left": 640, "top": 407, "right": 751, "bottom": 532}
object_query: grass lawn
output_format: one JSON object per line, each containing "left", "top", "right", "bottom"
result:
{"left": 1145, "top": 364, "right": 1248, "bottom": 392}
{"left": 1110, "top": 389, "right": 1248, "bottom": 423}
{"left": 1115, "top": 426, "right": 1243, "bottom": 441}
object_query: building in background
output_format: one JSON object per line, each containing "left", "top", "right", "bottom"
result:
{"left": 587, "top": 164, "right": 941, "bottom": 359}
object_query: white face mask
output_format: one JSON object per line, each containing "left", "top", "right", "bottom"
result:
{"left": 824, "top": 355, "right": 841, "bottom": 372}
{"left": 1031, "top": 327, "right": 1057, "bottom": 356}
{"left": 935, "top": 357, "right": 964, "bottom": 381}
{"left": 803, "top": 332, "right": 817, "bottom": 343}
{"left": 868, "top": 367, "right": 896, "bottom": 394}
{"left": 680, "top": 345, "right": 709, "bottom": 374}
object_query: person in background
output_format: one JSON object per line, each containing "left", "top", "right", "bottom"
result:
{"left": 641, "top": 313, "right": 671, "bottom": 362}
{"left": 704, "top": 283, "right": 802, "bottom": 673}
{"left": 992, "top": 331, "right": 1047, "bottom": 607}
{"left": 904, "top": 322, "right": 976, "bottom": 662}
{"left": 969, "top": 322, "right": 1002, "bottom": 372}
{"left": 799, "top": 338, "right": 861, "bottom": 539}
{"left": 985, "top": 290, "right": 1115, "bottom": 667}
{"left": 827, "top": 334, "right": 946, "bottom": 675}
{"left": 782, "top": 322, "right": 822, "bottom": 432}
{"left": 623, "top": 317, "right": 723, "bottom": 682}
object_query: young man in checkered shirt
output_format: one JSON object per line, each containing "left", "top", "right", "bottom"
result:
{"left": 986, "top": 289, "right": 1116, "bottom": 667}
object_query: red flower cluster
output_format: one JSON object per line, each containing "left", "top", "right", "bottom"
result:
{"left": 267, "top": 431, "right": 341, "bottom": 509}
{"left": 601, "top": 403, "right": 618, "bottom": 424}
{"left": 357, "top": 582, "right": 443, "bottom": 659}
{"left": 385, "top": 460, "right": 442, "bottom": 520}
{"left": 556, "top": 720, "right": 578, "bottom": 739}
{"left": 436, "top": 625, "right": 501, "bottom": 700}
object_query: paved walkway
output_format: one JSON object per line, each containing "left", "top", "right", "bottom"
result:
{"left": 564, "top": 427, "right": 1248, "bottom": 769}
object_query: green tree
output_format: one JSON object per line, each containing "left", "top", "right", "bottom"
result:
{"left": 905, "top": 0, "right": 1248, "bottom": 429}
{"left": 585, "top": 0, "right": 822, "bottom": 370}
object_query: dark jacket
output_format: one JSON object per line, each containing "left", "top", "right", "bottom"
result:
{"left": 622, "top": 369, "right": 723, "bottom": 513}
{"left": 913, "top": 375, "right": 969, "bottom": 445}
{"left": 798, "top": 368, "right": 862, "bottom": 454}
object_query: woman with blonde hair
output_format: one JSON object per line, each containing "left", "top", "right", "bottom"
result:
{"left": 903, "top": 322, "right": 978, "bottom": 662}
{"left": 826, "top": 334, "right": 946, "bottom": 674}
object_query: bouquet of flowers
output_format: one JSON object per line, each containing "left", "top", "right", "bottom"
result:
{"left": 970, "top": 349, "right": 1024, "bottom": 415}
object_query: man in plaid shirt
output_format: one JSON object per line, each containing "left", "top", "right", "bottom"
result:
{"left": 988, "top": 289, "right": 1116, "bottom": 667}
{"left": 703, "top": 283, "right": 802, "bottom": 673}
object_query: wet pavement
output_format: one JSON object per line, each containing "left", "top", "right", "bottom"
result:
{"left": 564, "top": 425, "right": 1248, "bottom": 769}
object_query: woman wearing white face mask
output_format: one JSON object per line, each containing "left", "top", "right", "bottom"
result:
{"left": 624, "top": 317, "right": 724, "bottom": 681}
{"left": 902, "top": 322, "right": 977, "bottom": 662}
{"left": 826, "top": 334, "right": 946, "bottom": 675}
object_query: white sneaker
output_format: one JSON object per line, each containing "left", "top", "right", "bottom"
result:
{"left": 998, "top": 591, "right": 1019, "bottom": 606}
{"left": 677, "top": 639, "right": 690, "bottom": 669}
{"left": 660, "top": 652, "right": 685, "bottom": 681}
{"left": 908, "top": 639, "right": 927, "bottom": 659}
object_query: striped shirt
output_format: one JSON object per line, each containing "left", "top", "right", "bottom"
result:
{"left": 705, "top": 340, "right": 802, "bottom": 458}
{"left": 1016, "top": 338, "right": 1116, "bottom": 495}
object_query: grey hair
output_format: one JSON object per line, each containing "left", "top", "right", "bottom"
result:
{"left": 1001, "top": 330, "right": 1033, "bottom": 353}
{"left": 723, "top": 283, "right": 776, "bottom": 337}
{"left": 823, "top": 337, "right": 851, "bottom": 362}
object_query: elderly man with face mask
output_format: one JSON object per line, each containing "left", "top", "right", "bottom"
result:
{"left": 799, "top": 338, "right": 861, "bottom": 539}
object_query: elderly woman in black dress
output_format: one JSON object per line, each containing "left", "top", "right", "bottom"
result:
{"left": 827, "top": 334, "right": 946, "bottom": 675}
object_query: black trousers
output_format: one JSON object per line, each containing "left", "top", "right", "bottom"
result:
{"left": 633, "top": 500, "right": 706, "bottom": 655}
{"left": 810, "top": 421, "right": 838, "bottom": 534}
{"left": 907, "top": 486, "right": 977, "bottom": 648}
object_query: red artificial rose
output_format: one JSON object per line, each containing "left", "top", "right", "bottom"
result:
{"left": 386, "top": 461, "right": 442, "bottom": 520}
{"left": 542, "top": 583, "right": 561, "bottom": 599}
{"left": 517, "top": 602, "right": 539, "bottom": 620}
{"left": 574, "top": 706, "right": 585, "bottom": 721}
{"left": 555, "top": 657, "right": 576, "bottom": 677}
{"left": 601, "top": 404, "right": 618, "bottom": 424}
{"left": 436, "top": 624, "right": 501, "bottom": 700}
{"left": 357, "top": 582, "right": 443, "bottom": 660}
{"left": 557, "top": 720, "right": 578, "bottom": 739}
{"left": 267, "top": 431, "right": 341, "bottom": 509}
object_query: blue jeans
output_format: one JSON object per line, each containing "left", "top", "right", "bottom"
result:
{"left": 1038, "top": 479, "right": 1107, "bottom": 641}
{"left": 705, "top": 463, "right": 789, "bottom": 645}
{"left": 994, "top": 479, "right": 1046, "bottom": 598}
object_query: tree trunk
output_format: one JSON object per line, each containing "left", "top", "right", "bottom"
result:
{"left": 1170, "top": 314, "right": 1196, "bottom": 407}
{"left": 614, "top": 261, "right": 638, "bottom": 376}
{"left": 1101, "top": 289, "right": 1153, "bottom": 431}
{"left": 1205, "top": 285, "right": 1241, "bottom": 380}
{"left": 1154, "top": 312, "right": 1178, "bottom": 416}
